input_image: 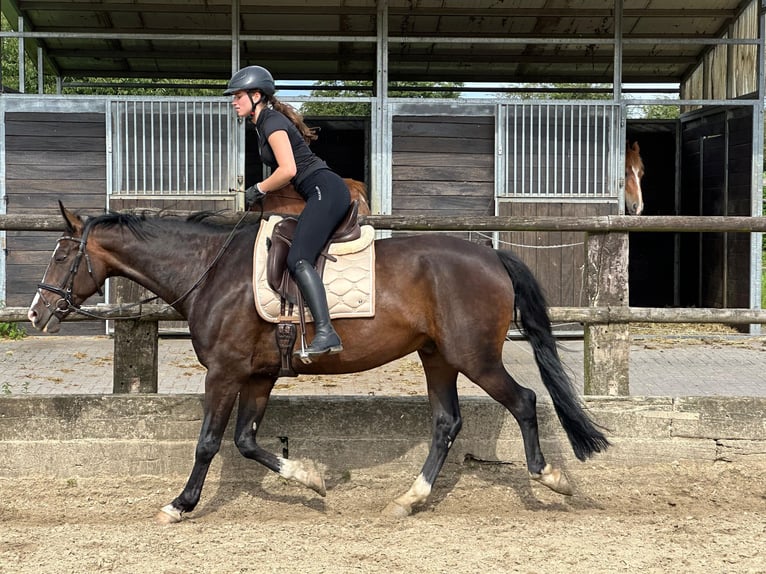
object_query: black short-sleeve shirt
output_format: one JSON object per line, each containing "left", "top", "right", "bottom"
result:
{"left": 254, "top": 108, "right": 328, "bottom": 192}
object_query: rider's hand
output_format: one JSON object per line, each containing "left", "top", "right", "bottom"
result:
{"left": 244, "top": 183, "right": 267, "bottom": 210}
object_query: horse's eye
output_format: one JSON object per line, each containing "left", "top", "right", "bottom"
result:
{"left": 53, "top": 245, "right": 71, "bottom": 263}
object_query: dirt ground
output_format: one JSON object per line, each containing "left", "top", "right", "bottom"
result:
{"left": 1, "top": 457, "right": 765, "bottom": 574}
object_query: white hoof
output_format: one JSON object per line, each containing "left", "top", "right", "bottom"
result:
{"left": 382, "top": 500, "right": 411, "bottom": 518}
{"left": 302, "top": 459, "right": 326, "bottom": 497}
{"left": 280, "top": 458, "right": 326, "bottom": 497}
{"left": 530, "top": 464, "right": 573, "bottom": 496}
{"left": 155, "top": 504, "right": 183, "bottom": 525}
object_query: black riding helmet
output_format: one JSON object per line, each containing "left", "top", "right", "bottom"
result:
{"left": 223, "top": 65, "right": 276, "bottom": 97}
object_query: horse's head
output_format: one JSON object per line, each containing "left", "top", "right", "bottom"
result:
{"left": 625, "top": 141, "right": 645, "bottom": 215}
{"left": 27, "top": 202, "right": 107, "bottom": 333}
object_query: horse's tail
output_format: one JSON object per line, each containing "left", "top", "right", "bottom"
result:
{"left": 495, "top": 250, "right": 610, "bottom": 461}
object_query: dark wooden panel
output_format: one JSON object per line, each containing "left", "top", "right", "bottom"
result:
{"left": 393, "top": 119, "right": 494, "bottom": 139}
{"left": 7, "top": 164, "right": 106, "bottom": 180}
{"left": 7, "top": 264, "right": 63, "bottom": 285}
{"left": 392, "top": 195, "right": 494, "bottom": 213}
{"left": 393, "top": 181, "right": 493, "bottom": 197}
{"left": 8, "top": 192, "right": 105, "bottom": 212}
{"left": 6, "top": 251, "right": 52, "bottom": 266}
{"left": 394, "top": 136, "right": 494, "bottom": 154}
{"left": 392, "top": 152, "right": 493, "bottom": 168}
{"left": 392, "top": 166, "right": 493, "bottom": 183}
{"left": 5, "top": 150, "right": 106, "bottom": 167}
{"left": 5, "top": 112, "right": 107, "bottom": 334}
{"left": 396, "top": 115, "right": 494, "bottom": 126}
{"left": 496, "top": 201, "right": 612, "bottom": 307}
{"left": 8, "top": 112, "right": 105, "bottom": 123}
{"left": 5, "top": 120, "right": 105, "bottom": 138}
{"left": 391, "top": 115, "right": 495, "bottom": 235}
{"left": 6, "top": 179, "right": 105, "bottom": 194}
{"left": 6, "top": 135, "right": 105, "bottom": 152}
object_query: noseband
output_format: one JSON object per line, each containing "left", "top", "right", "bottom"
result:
{"left": 36, "top": 219, "right": 104, "bottom": 320}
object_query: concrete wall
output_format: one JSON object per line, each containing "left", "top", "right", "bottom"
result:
{"left": 2, "top": 395, "right": 765, "bottom": 480}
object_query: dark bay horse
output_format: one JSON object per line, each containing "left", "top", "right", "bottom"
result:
{"left": 257, "top": 178, "right": 371, "bottom": 215}
{"left": 28, "top": 202, "right": 609, "bottom": 523}
{"left": 625, "top": 141, "right": 645, "bottom": 215}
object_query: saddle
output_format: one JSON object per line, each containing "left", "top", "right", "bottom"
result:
{"left": 266, "top": 200, "right": 362, "bottom": 305}
{"left": 265, "top": 201, "right": 362, "bottom": 375}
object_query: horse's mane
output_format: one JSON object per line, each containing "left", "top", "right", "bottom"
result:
{"left": 87, "top": 209, "right": 248, "bottom": 240}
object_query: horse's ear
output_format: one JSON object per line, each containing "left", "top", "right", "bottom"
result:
{"left": 59, "top": 201, "right": 84, "bottom": 234}
{"left": 632, "top": 141, "right": 640, "bottom": 152}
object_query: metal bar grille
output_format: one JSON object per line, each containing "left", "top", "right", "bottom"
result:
{"left": 502, "top": 101, "right": 619, "bottom": 199}
{"left": 109, "top": 98, "right": 233, "bottom": 196}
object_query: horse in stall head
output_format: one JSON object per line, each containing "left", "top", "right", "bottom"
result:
{"left": 28, "top": 201, "right": 609, "bottom": 523}
{"left": 257, "top": 178, "right": 371, "bottom": 215}
{"left": 625, "top": 141, "right": 645, "bottom": 215}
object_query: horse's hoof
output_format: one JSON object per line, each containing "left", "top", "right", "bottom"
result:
{"left": 382, "top": 500, "right": 411, "bottom": 518}
{"left": 530, "top": 464, "right": 573, "bottom": 496}
{"left": 155, "top": 504, "right": 183, "bottom": 525}
{"left": 303, "top": 459, "right": 327, "bottom": 497}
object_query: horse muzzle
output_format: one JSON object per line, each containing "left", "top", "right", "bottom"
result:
{"left": 27, "top": 291, "right": 69, "bottom": 333}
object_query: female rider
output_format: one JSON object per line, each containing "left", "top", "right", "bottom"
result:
{"left": 225, "top": 65, "right": 350, "bottom": 358}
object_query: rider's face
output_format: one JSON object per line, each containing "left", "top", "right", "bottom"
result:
{"left": 231, "top": 91, "right": 254, "bottom": 117}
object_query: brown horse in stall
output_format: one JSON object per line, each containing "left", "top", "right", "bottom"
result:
{"left": 28, "top": 202, "right": 609, "bottom": 523}
{"left": 257, "top": 178, "right": 371, "bottom": 215}
{"left": 625, "top": 141, "right": 645, "bottom": 215}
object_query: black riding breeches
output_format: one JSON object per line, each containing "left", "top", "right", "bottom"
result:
{"left": 286, "top": 169, "right": 351, "bottom": 273}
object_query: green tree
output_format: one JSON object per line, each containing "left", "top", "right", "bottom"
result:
{"left": 637, "top": 103, "right": 680, "bottom": 120}
{"left": 1, "top": 12, "right": 36, "bottom": 93}
{"left": 301, "top": 80, "right": 463, "bottom": 116}
{"left": 514, "top": 83, "right": 612, "bottom": 101}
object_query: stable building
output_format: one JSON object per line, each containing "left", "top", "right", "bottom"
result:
{"left": 1, "top": 1, "right": 764, "bottom": 333}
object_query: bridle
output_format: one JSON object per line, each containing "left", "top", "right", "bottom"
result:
{"left": 36, "top": 209, "right": 253, "bottom": 322}
{"left": 36, "top": 218, "right": 104, "bottom": 321}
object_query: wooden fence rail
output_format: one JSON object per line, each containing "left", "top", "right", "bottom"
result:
{"left": 3, "top": 212, "right": 764, "bottom": 395}
{"left": 4, "top": 213, "right": 766, "bottom": 232}
{"left": 5, "top": 304, "right": 766, "bottom": 325}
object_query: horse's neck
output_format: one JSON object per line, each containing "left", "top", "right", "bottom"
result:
{"left": 98, "top": 225, "right": 230, "bottom": 307}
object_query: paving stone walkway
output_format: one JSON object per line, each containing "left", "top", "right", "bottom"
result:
{"left": 2, "top": 334, "right": 765, "bottom": 397}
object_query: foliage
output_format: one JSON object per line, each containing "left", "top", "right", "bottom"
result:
{"left": 513, "top": 82, "right": 612, "bottom": 101}
{"left": 0, "top": 321, "right": 25, "bottom": 340}
{"left": 301, "top": 80, "right": 463, "bottom": 116}
{"left": 640, "top": 103, "right": 680, "bottom": 119}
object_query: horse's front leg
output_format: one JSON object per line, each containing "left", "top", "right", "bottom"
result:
{"left": 156, "top": 370, "right": 241, "bottom": 524}
{"left": 234, "top": 376, "right": 325, "bottom": 496}
{"left": 384, "top": 354, "right": 461, "bottom": 517}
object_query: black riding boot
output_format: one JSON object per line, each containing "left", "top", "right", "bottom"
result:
{"left": 292, "top": 259, "right": 343, "bottom": 357}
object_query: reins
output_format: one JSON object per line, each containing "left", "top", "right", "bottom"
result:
{"left": 37, "top": 208, "right": 257, "bottom": 322}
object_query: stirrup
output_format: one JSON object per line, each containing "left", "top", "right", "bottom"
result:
{"left": 295, "top": 333, "right": 343, "bottom": 364}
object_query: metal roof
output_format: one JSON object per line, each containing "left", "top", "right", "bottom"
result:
{"left": 1, "top": 0, "right": 760, "bottom": 87}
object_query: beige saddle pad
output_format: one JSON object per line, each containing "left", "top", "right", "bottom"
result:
{"left": 252, "top": 216, "right": 376, "bottom": 323}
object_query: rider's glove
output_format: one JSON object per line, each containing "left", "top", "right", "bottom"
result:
{"left": 244, "top": 183, "right": 267, "bottom": 210}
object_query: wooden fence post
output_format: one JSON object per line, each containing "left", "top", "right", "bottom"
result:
{"left": 112, "top": 319, "right": 159, "bottom": 393}
{"left": 584, "top": 231, "right": 630, "bottom": 395}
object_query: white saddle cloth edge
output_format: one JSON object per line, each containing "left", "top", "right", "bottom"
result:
{"left": 252, "top": 216, "right": 376, "bottom": 323}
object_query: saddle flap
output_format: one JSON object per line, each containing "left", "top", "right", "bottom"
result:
{"left": 266, "top": 218, "right": 296, "bottom": 296}
{"left": 266, "top": 201, "right": 362, "bottom": 300}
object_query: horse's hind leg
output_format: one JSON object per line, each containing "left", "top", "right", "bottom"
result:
{"left": 470, "top": 362, "right": 571, "bottom": 495}
{"left": 233, "top": 375, "right": 325, "bottom": 496}
{"left": 384, "top": 350, "right": 461, "bottom": 518}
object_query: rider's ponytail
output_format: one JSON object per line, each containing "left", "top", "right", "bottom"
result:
{"left": 267, "top": 96, "right": 319, "bottom": 145}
